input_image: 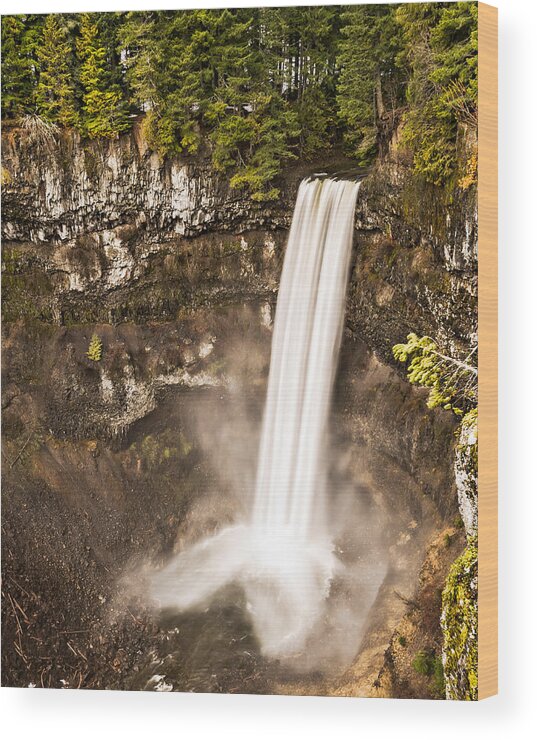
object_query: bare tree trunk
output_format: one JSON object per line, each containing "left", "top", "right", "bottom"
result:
{"left": 375, "top": 75, "right": 386, "bottom": 120}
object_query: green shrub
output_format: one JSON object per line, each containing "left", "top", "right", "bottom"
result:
{"left": 412, "top": 650, "right": 433, "bottom": 676}
{"left": 412, "top": 649, "right": 445, "bottom": 698}
{"left": 393, "top": 333, "right": 477, "bottom": 415}
{"left": 86, "top": 333, "right": 103, "bottom": 361}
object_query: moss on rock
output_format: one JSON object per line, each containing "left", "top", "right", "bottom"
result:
{"left": 441, "top": 537, "right": 478, "bottom": 700}
{"left": 455, "top": 408, "right": 478, "bottom": 537}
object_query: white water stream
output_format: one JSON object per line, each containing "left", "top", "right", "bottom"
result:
{"left": 150, "top": 178, "right": 366, "bottom": 659}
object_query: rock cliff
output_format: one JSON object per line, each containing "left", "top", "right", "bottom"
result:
{"left": 1, "top": 122, "right": 477, "bottom": 699}
{"left": 2, "top": 122, "right": 477, "bottom": 365}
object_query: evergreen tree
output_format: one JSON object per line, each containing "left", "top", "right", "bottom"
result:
{"left": 259, "top": 6, "right": 339, "bottom": 159}
{"left": 395, "top": 2, "right": 478, "bottom": 184}
{"left": 96, "top": 13, "right": 128, "bottom": 95}
{"left": 226, "top": 90, "right": 299, "bottom": 201}
{"left": 117, "top": 11, "right": 160, "bottom": 113}
{"left": 1, "top": 15, "right": 41, "bottom": 119}
{"left": 120, "top": 10, "right": 207, "bottom": 154}
{"left": 119, "top": 9, "right": 298, "bottom": 200}
{"left": 292, "top": 7, "right": 339, "bottom": 158}
{"left": 36, "top": 15, "right": 78, "bottom": 126}
{"left": 337, "top": 5, "right": 403, "bottom": 164}
{"left": 86, "top": 333, "right": 103, "bottom": 361}
{"left": 2, "top": 5, "right": 480, "bottom": 196}
{"left": 76, "top": 13, "right": 129, "bottom": 138}
{"left": 207, "top": 9, "right": 299, "bottom": 200}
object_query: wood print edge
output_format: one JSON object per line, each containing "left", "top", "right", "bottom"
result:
{"left": 477, "top": 1, "right": 498, "bottom": 701}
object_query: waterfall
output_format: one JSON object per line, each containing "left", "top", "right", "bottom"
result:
{"left": 149, "top": 177, "right": 362, "bottom": 660}
{"left": 254, "top": 177, "right": 360, "bottom": 539}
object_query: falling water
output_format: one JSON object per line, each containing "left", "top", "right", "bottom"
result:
{"left": 150, "top": 178, "right": 363, "bottom": 660}
{"left": 254, "top": 177, "right": 360, "bottom": 538}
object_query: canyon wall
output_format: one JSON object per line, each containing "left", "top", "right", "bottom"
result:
{"left": 1, "top": 122, "right": 477, "bottom": 698}
{"left": 2, "top": 121, "right": 476, "bottom": 362}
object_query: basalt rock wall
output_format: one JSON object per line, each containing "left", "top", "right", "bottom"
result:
{"left": 2, "top": 123, "right": 476, "bottom": 368}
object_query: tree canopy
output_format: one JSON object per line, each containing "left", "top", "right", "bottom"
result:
{"left": 36, "top": 15, "right": 78, "bottom": 127}
{"left": 1, "top": 4, "right": 479, "bottom": 198}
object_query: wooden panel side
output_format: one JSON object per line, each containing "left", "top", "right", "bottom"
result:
{"left": 477, "top": 1, "right": 498, "bottom": 701}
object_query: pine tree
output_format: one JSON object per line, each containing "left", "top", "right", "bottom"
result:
{"left": 227, "top": 90, "right": 299, "bottom": 201}
{"left": 1, "top": 15, "right": 41, "bottom": 119}
{"left": 119, "top": 9, "right": 298, "bottom": 200}
{"left": 117, "top": 11, "right": 159, "bottom": 112}
{"left": 86, "top": 333, "right": 103, "bottom": 362}
{"left": 206, "top": 9, "right": 299, "bottom": 200}
{"left": 2, "top": 6, "right": 479, "bottom": 195}
{"left": 119, "top": 10, "right": 204, "bottom": 154}
{"left": 257, "top": 6, "right": 339, "bottom": 159}
{"left": 295, "top": 6, "right": 339, "bottom": 158}
{"left": 395, "top": 2, "right": 478, "bottom": 185}
{"left": 337, "top": 5, "right": 403, "bottom": 164}
{"left": 36, "top": 15, "right": 78, "bottom": 127}
{"left": 95, "top": 13, "right": 128, "bottom": 94}
{"left": 76, "top": 13, "right": 129, "bottom": 138}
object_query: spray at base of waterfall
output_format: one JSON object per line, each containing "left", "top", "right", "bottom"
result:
{"left": 148, "top": 519, "right": 386, "bottom": 671}
{"left": 146, "top": 177, "right": 387, "bottom": 670}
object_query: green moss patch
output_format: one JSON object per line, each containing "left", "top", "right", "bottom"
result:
{"left": 441, "top": 537, "right": 478, "bottom": 700}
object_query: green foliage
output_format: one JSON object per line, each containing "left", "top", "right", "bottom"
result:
{"left": 1, "top": 15, "right": 42, "bottom": 119}
{"left": 86, "top": 332, "right": 103, "bottom": 361}
{"left": 226, "top": 94, "right": 300, "bottom": 202}
{"left": 412, "top": 649, "right": 445, "bottom": 698}
{"left": 129, "top": 430, "right": 191, "bottom": 470}
{"left": 441, "top": 538, "right": 478, "bottom": 700}
{"left": 393, "top": 333, "right": 477, "bottom": 415}
{"left": 265, "top": 6, "right": 340, "bottom": 159}
{"left": 297, "top": 85, "right": 334, "bottom": 159}
{"left": 2, "top": 5, "right": 479, "bottom": 192}
{"left": 120, "top": 9, "right": 300, "bottom": 200}
{"left": 412, "top": 649, "right": 434, "bottom": 675}
{"left": 76, "top": 13, "right": 129, "bottom": 138}
{"left": 94, "top": 13, "right": 128, "bottom": 94}
{"left": 36, "top": 15, "right": 78, "bottom": 127}
{"left": 395, "top": 2, "right": 478, "bottom": 185}
{"left": 460, "top": 406, "right": 478, "bottom": 432}
{"left": 458, "top": 148, "right": 478, "bottom": 190}
{"left": 337, "top": 5, "right": 404, "bottom": 164}
{"left": 397, "top": 635, "right": 407, "bottom": 648}
{"left": 394, "top": 332, "right": 478, "bottom": 701}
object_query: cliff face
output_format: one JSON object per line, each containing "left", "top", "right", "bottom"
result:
{"left": 1, "top": 123, "right": 291, "bottom": 243}
{"left": 1, "top": 124, "right": 477, "bottom": 698}
{"left": 2, "top": 123, "right": 477, "bottom": 364}
{"left": 2, "top": 124, "right": 290, "bottom": 326}
{"left": 349, "top": 161, "right": 477, "bottom": 365}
